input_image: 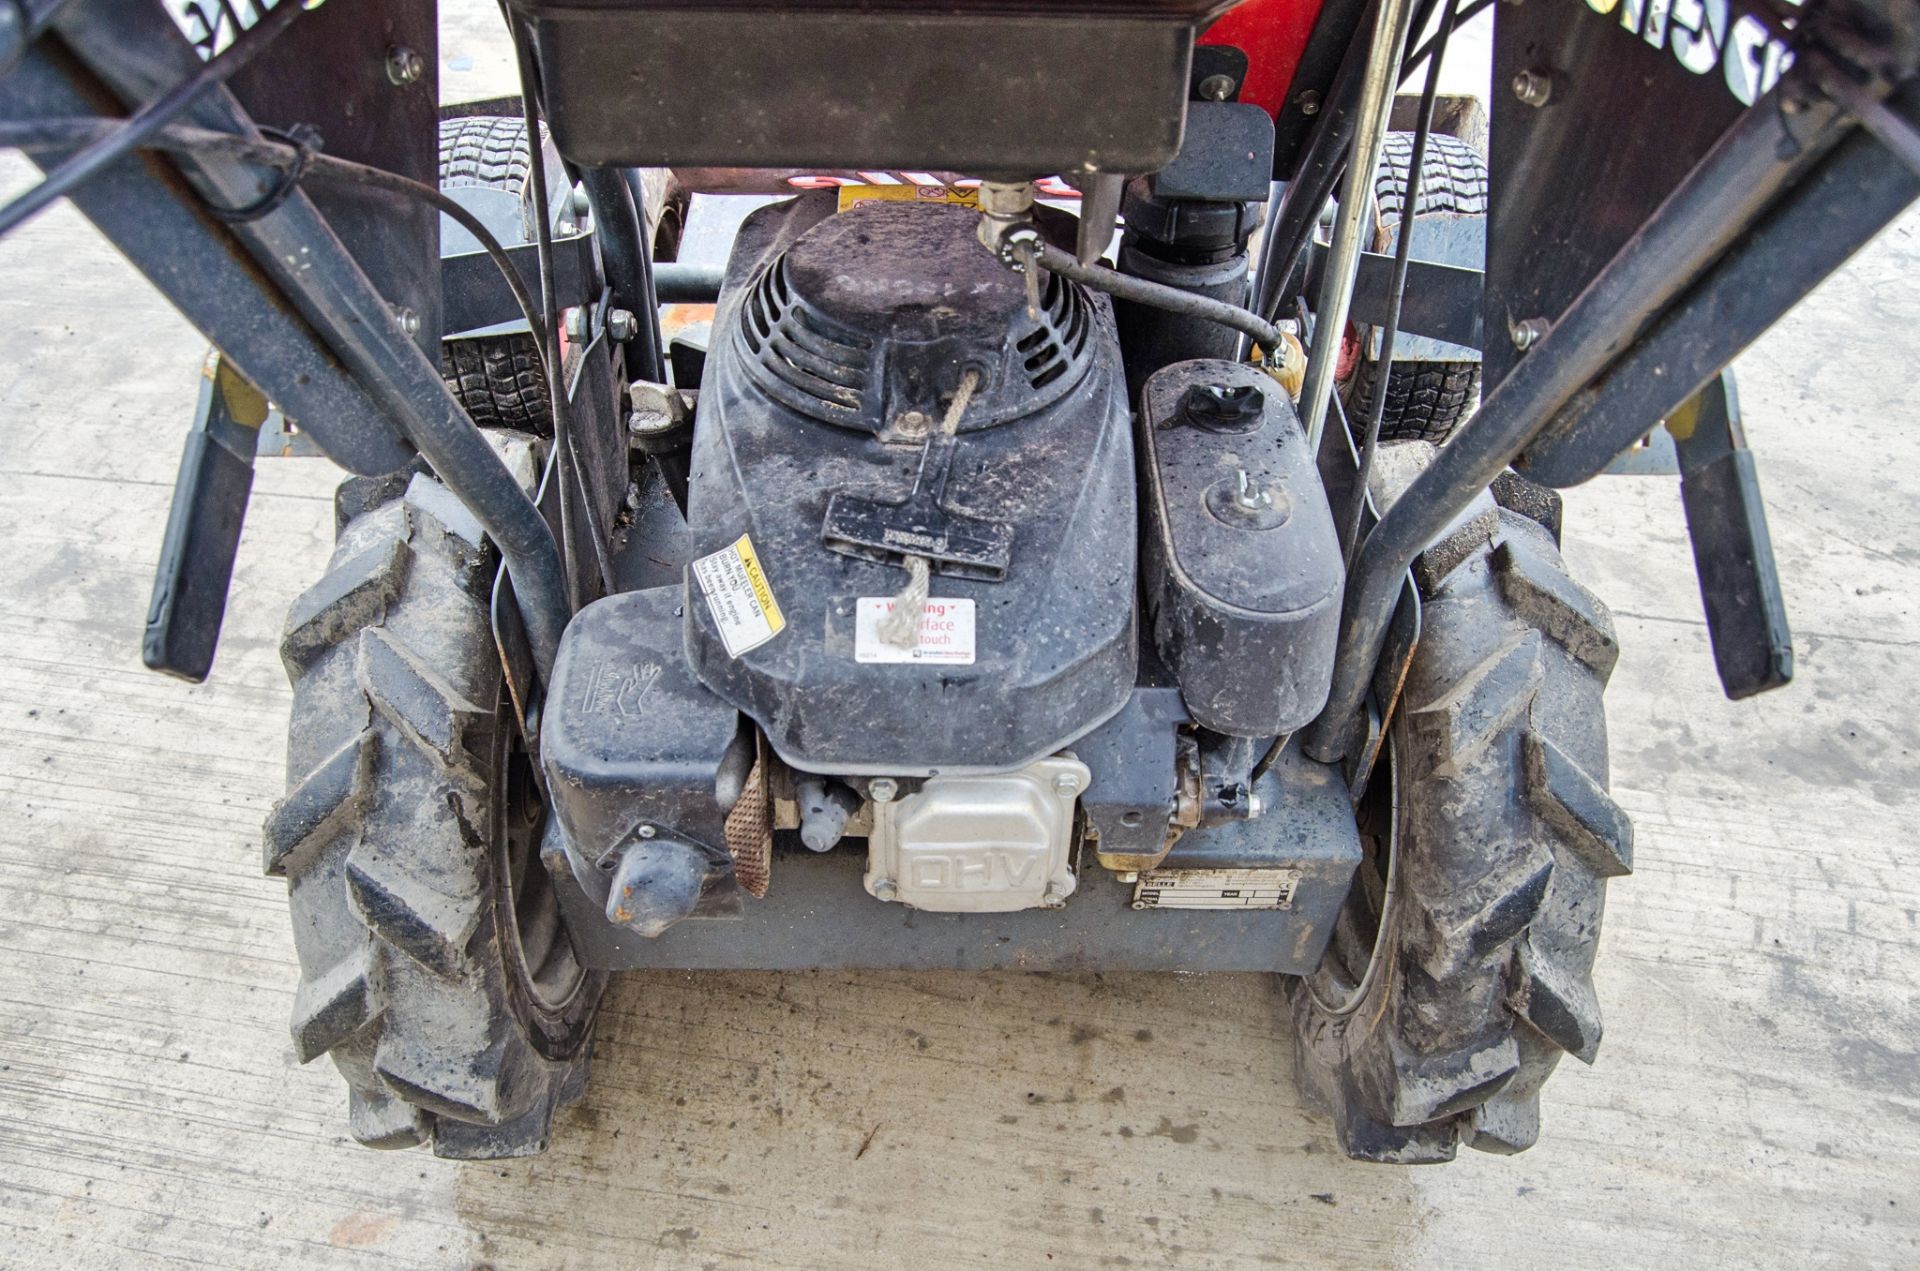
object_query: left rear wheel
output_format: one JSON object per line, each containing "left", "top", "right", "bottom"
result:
{"left": 265, "top": 470, "right": 603, "bottom": 1158}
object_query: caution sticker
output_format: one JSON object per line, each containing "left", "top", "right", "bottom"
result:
{"left": 692, "top": 534, "right": 786, "bottom": 657}
{"left": 854, "top": 597, "right": 975, "bottom": 665}
{"left": 1131, "top": 868, "right": 1303, "bottom": 911}
{"left": 837, "top": 183, "right": 981, "bottom": 212}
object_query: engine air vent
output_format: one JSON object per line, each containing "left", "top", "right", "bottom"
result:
{"left": 732, "top": 202, "right": 1102, "bottom": 434}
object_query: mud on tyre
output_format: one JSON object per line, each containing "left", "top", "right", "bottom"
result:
{"left": 1290, "top": 507, "right": 1632, "bottom": 1162}
{"left": 264, "top": 472, "right": 604, "bottom": 1159}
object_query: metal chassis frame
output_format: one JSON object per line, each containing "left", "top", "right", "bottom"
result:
{"left": 3, "top": 0, "right": 577, "bottom": 679}
{"left": 10, "top": 0, "right": 1919, "bottom": 773}
{"left": 1293, "top": 4, "right": 1920, "bottom": 761}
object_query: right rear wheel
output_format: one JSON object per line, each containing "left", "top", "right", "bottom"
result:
{"left": 1289, "top": 508, "right": 1631, "bottom": 1161}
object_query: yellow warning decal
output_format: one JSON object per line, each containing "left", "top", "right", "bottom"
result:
{"left": 837, "top": 183, "right": 981, "bottom": 212}
{"left": 691, "top": 534, "right": 786, "bottom": 658}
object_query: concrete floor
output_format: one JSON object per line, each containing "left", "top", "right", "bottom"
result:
{"left": 3, "top": 8, "right": 1920, "bottom": 1270}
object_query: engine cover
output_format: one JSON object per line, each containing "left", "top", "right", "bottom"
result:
{"left": 683, "top": 196, "right": 1137, "bottom": 775}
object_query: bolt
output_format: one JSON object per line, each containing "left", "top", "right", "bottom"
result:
{"left": 637, "top": 824, "right": 657, "bottom": 839}
{"left": 1042, "top": 887, "right": 1068, "bottom": 910}
{"left": 1512, "top": 68, "right": 1553, "bottom": 108}
{"left": 1508, "top": 315, "right": 1551, "bottom": 351}
{"left": 606, "top": 308, "right": 638, "bottom": 343}
{"left": 564, "top": 308, "right": 589, "bottom": 341}
{"left": 1296, "top": 90, "right": 1322, "bottom": 117}
{"left": 393, "top": 306, "right": 420, "bottom": 337}
{"left": 1197, "top": 73, "right": 1237, "bottom": 102}
{"left": 556, "top": 218, "right": 577, "bottom": 237}
{"left": 1234, "top": 468, "right": 1272, "bottom": 511}
{"left": 872, "top": 878, "right": 899, "bottom": 902}
{"left": 868, "top": 777, "right": 899, "bottom": 804}
{"left": 1053, "top": 772, "right": 1081, "bottom": 796}
{"left": 385, "top": 45, "right": 425, "bottom": 87}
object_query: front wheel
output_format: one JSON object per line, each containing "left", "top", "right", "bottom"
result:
{"left": 1290, "top": 508, "right": 1631, "bottom": 1161}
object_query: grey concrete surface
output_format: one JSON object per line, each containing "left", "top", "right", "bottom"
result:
{"left": 2, "top": 6, "right": 1919, "bottom": 1269}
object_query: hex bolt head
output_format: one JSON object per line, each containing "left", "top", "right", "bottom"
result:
{"left": 1296, "top": 89, "right": 1322, "bottom": 117}
{"left": 872, "top": 878, "right": 900, "bottom": 902}
{"left": 1042, "top": 887, "right": 1068, "bottom": 909}
{"left": 1197, "top": 73, "right": 1237, "bottom": 102}
{"left": 606, "top": 309, "right": 638, "bottom": 343}
{"left": 564, "top": 308, "right": 589, "bottom": 341}
{"left": 868, "top": 777, "right": 899, "bottom": 804}
{"left": 637, "top": 824, "right": 657, "bottom": 839}
{"left": 1053, "top": 773, "right": 1081, "bottom": 796}
{"left": 385, "top": 45, "right": 425, "bottom": 87}
{"left": 1512, "top": 68, "right": 1553, "bottom": 108}
{"left": 1508, "top": 315, "right": 1551, "bottom": 351}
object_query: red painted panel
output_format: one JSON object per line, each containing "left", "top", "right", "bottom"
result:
{"left": 1199, "top": 0, "right": 1325, "bottom": 118}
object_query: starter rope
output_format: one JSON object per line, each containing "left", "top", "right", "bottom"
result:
{"left": 879, "top": 369, "right": 980, "bottom": 649}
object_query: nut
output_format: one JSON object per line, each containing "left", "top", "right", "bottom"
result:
{"left": 1197, "top": 73, "right": 1237, "bottom": 102}
{"left": 872, "top": 878, "right": 900, "bottom": 902}
{"left": 385, "top": 46, "right": 425, "bottom": 87}
{"left": 564, "top": 308, "right": 589, "bottom": 341}
{"left": 1296, "top": 90, "right": 1322, "bottom": 117}
{"left": 606, "top": 308, "right": 638, "bottom": 343}
{"left": 637, "top": 824, "right": 657, "bottom": 840}
{"left": 393, "top": 306, "right": 420, "bottom": 337}
{"left": 1041, "top": 887, "right": 1068, "bottom": 910}
{"left": 868, "top": 777, "right": 899, "bottom": 804}
{"left": 1512, "top": 68, "right": 1553, "bottom": 108}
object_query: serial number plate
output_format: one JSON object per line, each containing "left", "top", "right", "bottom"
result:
{"left": 1131, "top": 868, "right": 1303, "bottom": 911}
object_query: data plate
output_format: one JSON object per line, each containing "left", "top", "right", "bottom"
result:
{"left": 1131, "top": 867, "right": 1303, "bottom": 911}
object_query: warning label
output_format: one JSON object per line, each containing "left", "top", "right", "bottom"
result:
{"left": 1132, "top": 868, "right": 1303, "bottom": 911}
{"left": 692, "top": 534, "right": 786, "bottom": 657}
{"left": 837, "top": 183, "right": 981, "bottom": 213}
{"left": 853, "top": 597, "right": 976, "bottom": 665}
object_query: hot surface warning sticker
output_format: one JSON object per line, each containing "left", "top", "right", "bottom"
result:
{"left": 692, "top": 534, "right": 785, "bottom": 657}
{"left": 1131, "top": 868, "right": 1303, "bottom": 911}
{"left": 854, "top": 597, "right": 976, "bottom": 665}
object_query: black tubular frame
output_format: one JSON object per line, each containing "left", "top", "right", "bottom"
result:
{"left": 1305, "top": 21, "right": 1920, "bottom": 761}
{"left": 3, "top": 0, "right": 575, "bottom": 680}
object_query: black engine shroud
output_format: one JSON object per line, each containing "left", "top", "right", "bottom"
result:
{"left": 683, "top": 196, "right": 1138, "bottom": 775}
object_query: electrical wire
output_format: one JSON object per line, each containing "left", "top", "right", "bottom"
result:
{"left": 1341, "top": 0, "right": 1462, "bottom": 571}
{"left": 1032, "top": 240, "right": 1289, "bottom": 353}
{"left": 1302, "top": 0, "right": 1466, "bottom": 1022}
{"left": 0, "top": 117, "right": 554, "bottom": 356}
{"left": 0, "top": 0, "right": 308, "bottom": 240}
{"left": 510, "top": 18, "right": 616, "bottom": 602}
{"left": 1399, "top": 0, "right": 1491, "bottom": 87}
